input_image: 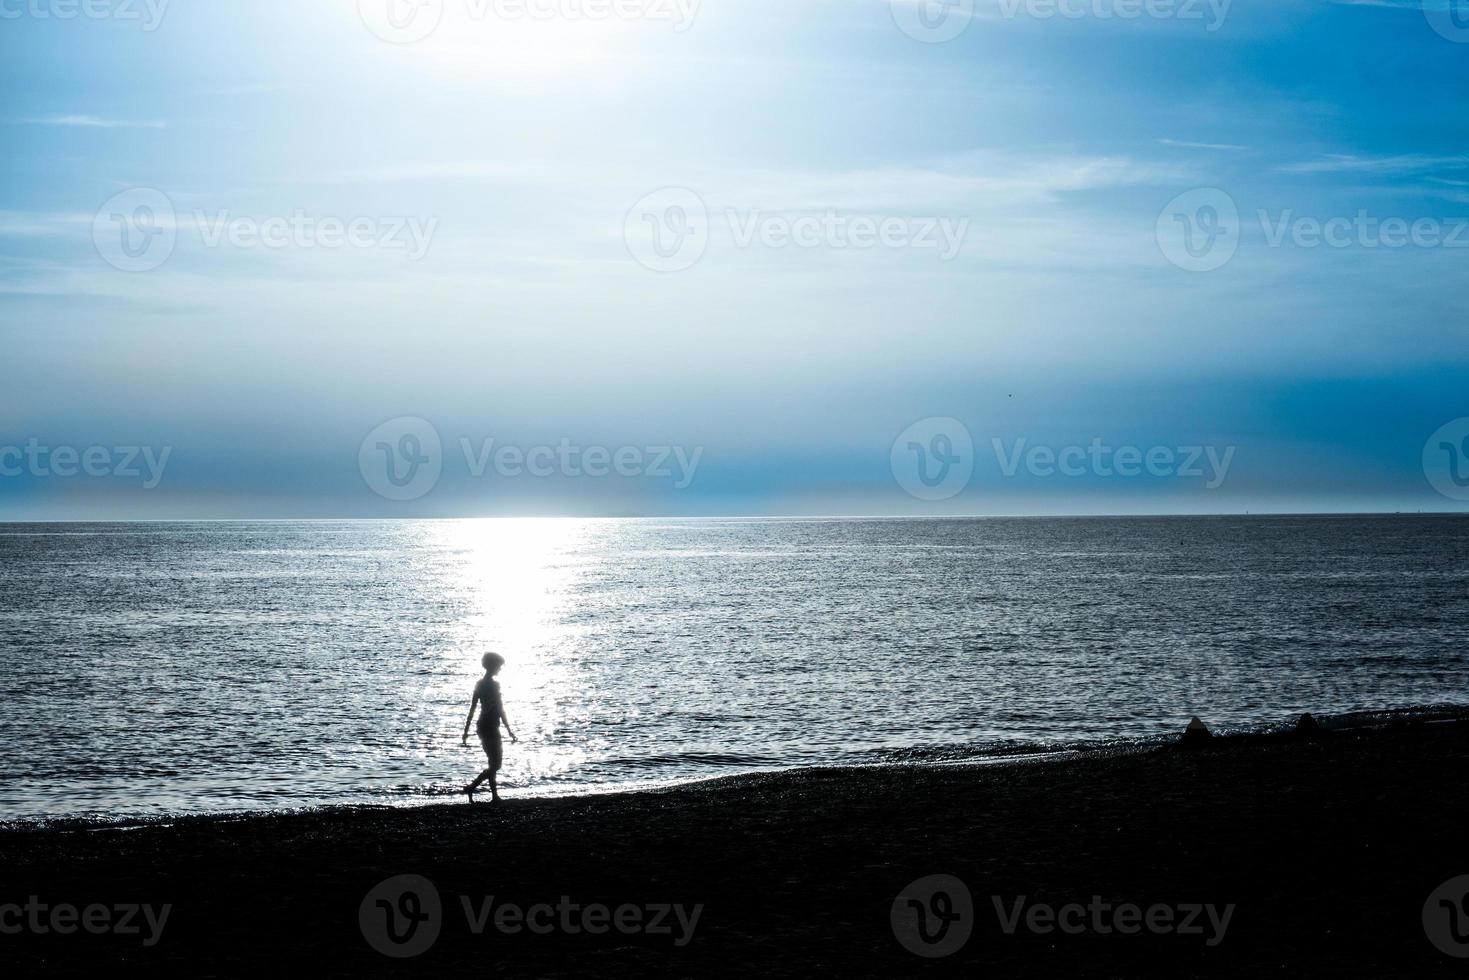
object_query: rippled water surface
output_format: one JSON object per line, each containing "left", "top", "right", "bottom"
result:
{"left": 2, "top": 516, "right": 1468, "bottom": 821}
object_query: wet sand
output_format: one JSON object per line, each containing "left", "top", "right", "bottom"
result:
{"left": 3, "top": 719, "right": 1467, "bottom": 977}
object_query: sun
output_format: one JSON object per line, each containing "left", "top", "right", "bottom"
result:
{"left": 342, "top": 0, "right": 645, "bottom": 84}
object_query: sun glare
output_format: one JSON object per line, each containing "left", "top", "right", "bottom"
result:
{"left": 442, "top": 517, "right": 583, "bottom": 655}
{"left": 341, "top": 0, "right": 646, "bottom": 82}
{"left": 425, "top": 518, "right": 595, "bottom": 782}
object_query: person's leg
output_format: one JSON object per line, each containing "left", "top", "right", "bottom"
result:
{"left": 465, "top": 730, "right": 497, "bottom": 800}
{"left": 489, "top": 732, "right": 503, "bottom": 801}
{"left": 466, "top": 730, "right": 502, "bottom": 801}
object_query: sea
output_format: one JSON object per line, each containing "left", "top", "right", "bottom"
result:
{"left": 2, "top": 515, "right": 1467, "bottom": 824}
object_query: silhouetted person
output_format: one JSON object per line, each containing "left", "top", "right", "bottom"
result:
{"left": 461, "top": 652, "right": 518, "bottom": 803}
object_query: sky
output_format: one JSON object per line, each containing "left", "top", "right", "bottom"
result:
{"left": 2, "top": 0, "right": 1469, "bottom": 518}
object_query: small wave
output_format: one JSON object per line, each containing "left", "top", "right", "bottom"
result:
{"left": 854, "top": 735, "right": 1167, "bottom": 766}
{"left": 589, "top": 751, "right": 786, "bottom": 770}
{"left": 1311, "top": 703, "right": 1469, "bottom": 731}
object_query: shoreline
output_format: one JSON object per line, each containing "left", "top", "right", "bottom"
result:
{"left": 6, "top": 703, "right": 1465, "bottom": 834}
{"left": 4, "top": 716, "right": 1468, "bottom": 975}
{"left": 6, "top": 702, "right": 1467, "bottom": 835}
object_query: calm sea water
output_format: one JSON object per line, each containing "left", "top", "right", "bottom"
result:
{"left": 2, "top": 516, "right": 1467, "bottom": 823}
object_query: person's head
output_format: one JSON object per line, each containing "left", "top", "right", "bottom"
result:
{"left": 481, "top": 652, "right": 505, "bottom": 676}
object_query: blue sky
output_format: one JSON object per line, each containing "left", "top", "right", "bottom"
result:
{"left": 2, "top": 0, "right": 1468, "bottom": 518}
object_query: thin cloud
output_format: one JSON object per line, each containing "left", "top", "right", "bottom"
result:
{"left": 717, "top": 153, "right": 1192, "bottom": 213}
{"left": 1158, "top": 139, "right": 1250, "bottom": 152}
{"left": 0, "top": 210, "right": 94, "bottom": 237}
{"left": 200, "top": 83, "right": 287, "bottom": 97}
{"left": 300, "top": 161, "right": 540, "bottom": 185}
{"left": 1278, "top": 153, "right": 1469, "bottom": 175}
{"left": 21, "top": 114, "right": 168, "bottom": 130}
{"left": 1324, "top": 0, "right": 1438, "bottom": 7}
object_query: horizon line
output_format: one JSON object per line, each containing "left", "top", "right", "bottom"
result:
{"left": 0, "top": 510, "right": 1465, "bottom": 524}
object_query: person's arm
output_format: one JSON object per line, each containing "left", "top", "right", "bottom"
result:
{"left": 462, "top": 691, "right": 479, "bottom": 746}
{"left": 499, "top": 699, "right": 518, "bottom": 743}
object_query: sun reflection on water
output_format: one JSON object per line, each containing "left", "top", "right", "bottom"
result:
{"left": 428, "top": 519, "right": 592, "bottom": 787}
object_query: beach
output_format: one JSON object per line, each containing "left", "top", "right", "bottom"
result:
{"left": 3, "top": 717, "right": 1466, "bottom": 976}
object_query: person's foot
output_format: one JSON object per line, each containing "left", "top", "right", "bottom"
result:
{"left": 463, "top": 784, "right": 476, "bottom": 803}
{"left": 490, "top": 793, "right": 501, "bottom": 804}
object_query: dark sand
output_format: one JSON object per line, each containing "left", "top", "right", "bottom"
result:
{"left": 4, "top": 720, "right": 1468, "bottom": 977}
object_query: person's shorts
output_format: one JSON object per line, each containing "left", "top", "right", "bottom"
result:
{"left": 477, "top": 727, "right": 503, "bottom": 771}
